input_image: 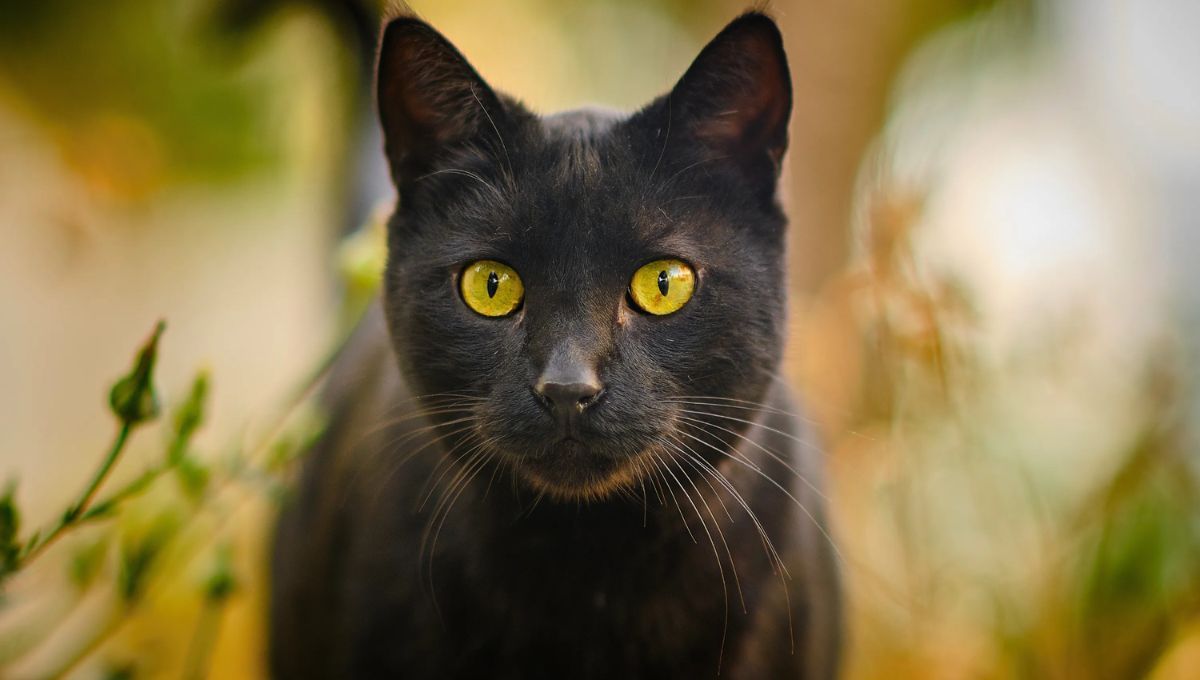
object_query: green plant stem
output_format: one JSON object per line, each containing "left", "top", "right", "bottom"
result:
{"left": 18, "top": 315, "right": 359, "bottom": 673}
{"left": 70, "top": 423, "right": 132, "bottom": 520}
{"left": 18, "top": 422, "right": 133, "bottom": 569}
{"left": 80, "top": 467, "right": 163, "bottom": 522}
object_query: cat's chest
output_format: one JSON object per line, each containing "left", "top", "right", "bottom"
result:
{"left": 347, "top": 445, "right": 781, "bottom": 678}
{"left": 400, "top": 519, "right": 758, "bottom": 678}
{"left": 428, "top": 581, "right": 735, "bottom": 680}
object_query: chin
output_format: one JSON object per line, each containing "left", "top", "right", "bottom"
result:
{"left": 511, "top": 439, "right": 647, "bottom": 503}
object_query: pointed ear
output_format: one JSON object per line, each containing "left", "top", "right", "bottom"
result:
{"left": 376, "top": 17, "right": 507, "bottom": 185}
{"left": 668, "top": 13, "right": 792, "bottom": 172}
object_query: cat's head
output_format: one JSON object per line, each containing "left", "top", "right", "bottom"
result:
{"left": 378, "top": 13, "right": 792, "bottom": 501}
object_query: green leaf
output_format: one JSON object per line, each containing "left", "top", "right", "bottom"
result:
{"left": 169, "top": 370, "right": 209, "bottom": 465}
{"left": 20, "top": 530, "right": 39, "bottom": 556}
{"left": 0, "top": 483, "right": 20, "bottom": 578}
{"left": 108, "top": 321, "right": 165, "bottom": 427}
{"left": 204, "top": 545, "right": 237, "bottom": 603}
{"left": 69, "top": 538, "right": 109, "bottom": 590}
{"left": 101, "top": 661, "right": 136, "bottom": 680}
{"left": 175, "top": 455, "right": 210, "bottom": 502}
{"left": 117, "top": 514, "right": 176, "bottom": 604}
{"left": 80, "top": 497, "right": 120, "bottom": 521}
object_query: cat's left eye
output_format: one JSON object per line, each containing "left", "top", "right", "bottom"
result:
{"left": 628, "top": 259, "right": 696, "bottom": 315}
{"left": 460, "top": 260, "right": 524, "bottom": 317}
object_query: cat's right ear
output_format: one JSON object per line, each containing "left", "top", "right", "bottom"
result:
{"left": 376, "top": 17, "right": 507, "bottom": 185}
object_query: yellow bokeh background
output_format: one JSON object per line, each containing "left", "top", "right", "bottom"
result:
{"left": 2, "top": 1, "right": 1198, "bottom": 678}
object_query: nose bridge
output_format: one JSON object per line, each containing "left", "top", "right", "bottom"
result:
{"left": 526, "top": 282, "right": 613, "bottom": 373}
{"left": 539, "top": 337, "right": 599, "bottom": 387}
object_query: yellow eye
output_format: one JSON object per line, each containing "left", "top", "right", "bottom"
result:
{"left": 460, "top": 260, "right": 524, "bottom": 317}
{"left": 629, "top": 259, "right": 696, "bottom": 315}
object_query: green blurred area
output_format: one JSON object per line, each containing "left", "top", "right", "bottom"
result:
{"left": 0, "top": 0, "right": 294, "bottom": 195}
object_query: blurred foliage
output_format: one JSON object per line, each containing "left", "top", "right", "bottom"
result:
{"left": 0, "top": 0, "right": 737, "bottom": 205}
{"left": 828, "top": 152, "right": 1200, "bottom": 679}
{"left": 0, "top": 301, "right": 352, "bottom": 676}
{"left": 0, "top": 0, "right": 288, "bottom": 199}
{"left": 1067, "top": 404, "right": 1200, "bottom": 678}
{"left": 0, "top": 486, "right": 18, "bottom": 580}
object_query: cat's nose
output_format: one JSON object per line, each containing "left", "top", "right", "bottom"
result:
{"left": 535, "top": 379, "right": 603, "bottom": 415}
{"left": 534, "top": 344, "right": 604, "bottom": 419}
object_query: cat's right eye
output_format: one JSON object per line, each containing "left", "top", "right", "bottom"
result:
{"left": 460, "top": 260, "right": 524, "bottom": 317}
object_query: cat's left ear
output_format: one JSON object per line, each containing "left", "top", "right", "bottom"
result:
{"left": 661, "top": 13, "right": 792, "bottom": 173}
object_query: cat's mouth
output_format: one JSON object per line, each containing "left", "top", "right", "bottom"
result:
{"left": 513, "top": 438, "right": 645, "bottom": 502}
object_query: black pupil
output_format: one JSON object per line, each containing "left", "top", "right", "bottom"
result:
{"left": 486, "top": 271, "right": 499, "bottom": 298}
{"left": 657, "top": 270, "right": 669, "bottom": 296}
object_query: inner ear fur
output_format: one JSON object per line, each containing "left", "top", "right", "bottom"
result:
{"left": 666, "top": 12, "right": 793, "bottom": 170}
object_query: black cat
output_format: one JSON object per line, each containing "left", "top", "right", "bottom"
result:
{"left": 270, "top": 12, "right": 841, "bottom": 679}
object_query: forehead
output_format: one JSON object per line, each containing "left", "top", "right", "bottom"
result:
{"left": 515, "top": 110, "right": 645, "bottom": 250}
{"left": 433, "top": 108, "right": 705, "bottom": 277}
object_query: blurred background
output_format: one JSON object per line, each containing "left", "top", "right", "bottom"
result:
{"left": 1, "top": 0, "right": 1198, "bottom": 677}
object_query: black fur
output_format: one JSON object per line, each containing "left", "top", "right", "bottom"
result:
{"left": 271, "top": 12, "right": 841, "bottom": 679}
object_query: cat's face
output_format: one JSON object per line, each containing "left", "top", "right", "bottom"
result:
{"left": 378, "top": 14, "right": 792, "bottom": 500}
